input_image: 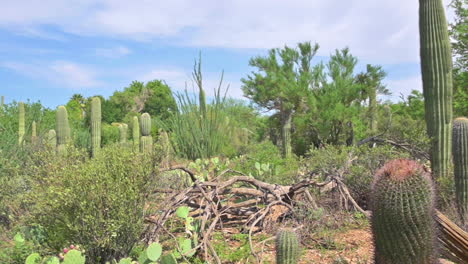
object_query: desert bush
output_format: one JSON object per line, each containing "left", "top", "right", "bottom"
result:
{"left": 26, "top": 145, "right": 154, "bottom": 262}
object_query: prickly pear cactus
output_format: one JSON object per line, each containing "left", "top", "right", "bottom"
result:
{"left": 132, "top": 116, "right": 140, "bottom": 149}
{"left": 371, "top": 159, "right": 437, "bottom": 263}
{"left": 90, "top": 97, "right": 101, "bottom": 157}
{"left": 453, "top": 117, "right": 468, "bottom": 226}
{"left": 56, "top": 106, "right": 70, "bottom": 155}
{"left": 62, "top": 249, "right": 85, "bottom": 264}
{"left": 18, "top": 101, "right": 25, "bottom": 145}
{"left": 276, "top": 228, "right": 299, "bottom": 264}
{"left": 31, "top": 121, "right": 37, "bottom": 144}
{"left": 419, "top": 0, "right": 453, "bottom": 179}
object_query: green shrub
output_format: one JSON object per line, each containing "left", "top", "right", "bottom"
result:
{"left": 102, "top": 123, "right": 119, "bottom": 145}
{"left": 27, "top": 145, "right": 153, "bottom": 262}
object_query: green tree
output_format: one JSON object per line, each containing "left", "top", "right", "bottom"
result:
{"left": 142, "top": 80, "right": 178, "bottom": 120}
{"left": 242, "top": 42, "right": 319, "bottom": 157}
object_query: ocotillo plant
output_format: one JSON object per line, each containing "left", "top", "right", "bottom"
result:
{"left": 56, "top": 106, "right": 71, "bottom": 155}
{"left": 90, "top": 97, "right": 101, "bottom": 157}
{"left": 140, "top": 113, "right": 152, "bottom": 153}
{"left": 119, "top": 123, "right": 128, "bottom": 144}
{"left": 453, "top": 117, "right": 468, "bottom": 226}
{"left": 31, "top": 121, "right": 37, "bottom": 144}
{"left": 132, "top": 116, "right": 140, "bottom": 150}
{"left": 419, "top": 0, "right": 453, "bottom": 179}
{"left": 18, "top": 102, "right": 25, "bottom": 145}
{"left": 276, "top": 229, "right": 299, "bottom": 264}
{"left": 371, "top": 159, "right": 437, "bottom": 263}
{"left": 47, "top": 129, "right": 57, "bottom": 149}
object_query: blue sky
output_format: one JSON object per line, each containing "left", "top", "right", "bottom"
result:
{"left": 0, "top": 0, "right": 455, "bottom": 108}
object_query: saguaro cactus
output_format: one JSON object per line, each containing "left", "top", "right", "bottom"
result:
{"left": 18, "top": 102, "right": 25, "bottom": 145}
{"left": 133, "top": 116, "right": 140, "bottom": 149}
{"left": 119, "top": 123, "right": 128, "bottom": 144}
{"left": 419, "top": 0, "right": 453, "bottom": 179}
{"left": 90, "top": 97, "right": 101, "bottom": 157}
{"left": 453, "top": 117, "right": 468, "bottom": 226}
{"left": 140, "top": 113, "right": 152, "bottom": 153}
{"left": 276, "top": 229, "right": 299, "bottom": 264}
{"left": 47, "top": 129, "right": 57, "bottom": 149}
{"left": 31, "top": 121, "right": 37, "bottom": 144}
{"left": 371, "top": 159, "right": 437, "bottom": 263}
{"left": 56, "top": 106, "right": 70, "bottom": 155}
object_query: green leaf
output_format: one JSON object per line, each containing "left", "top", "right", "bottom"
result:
{"left": 62, "top": 250, "right": 85, "bottom": 264}
{"left": 146, "top": 242, "right": 162, "bottom": 261}
{"left": 118, "top": 258, "right": 133, "bottom": 264}
{"left": 44, "top": 257, "right": 60, "bottom": 264}
{"left": 176, "top": 206, "right": 189, "bottom": 219}
{"left": 160, "top": 254, "right": 178, "bottom": 264}
{"left": 261, "top": 163, "right": 269, "bottom": 171}
{"left": 255, "top": 162, "right": 260, "bottom": 171}
{"left": 179, "top": 238, "right": 194, "bottom": 257}
{"left": 14, "top": 233, "right": 25, "bottom": 243}
{"left": 25, "top": 253, "right": 41, "bottom": 264}
{"left": 138, "top": 251, "right": 151, "bottom": 264}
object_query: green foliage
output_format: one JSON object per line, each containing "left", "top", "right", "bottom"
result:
{"left": 62, "top": 250, "right": 85, "bottom": 264}
{"left": 419, "top": 0, "right": 453, "bottom": 179}
{"left": 275, "top": 229, "right": 299, "bottom": 264}
{"left": 90, "top": 97, "right": 101, "bottom": 157}
{"left": 453, "top": 117, "right": 468, "bottom": 225}
{"left": 371, "top": 159, "right": 436, "bottom": 263}
{"left": 102, "top": 123, "right": 119, "bottom": 145}
{"left": 27, "top": 145, "right": 153, "bottom": 262}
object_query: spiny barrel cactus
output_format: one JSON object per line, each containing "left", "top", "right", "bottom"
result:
{"left": 133, "top": 116, "right": 140, "bottom": 149}
{"left": 276, "top": 229, "right": 299, "bottom": 264}
{"left": 18, "top": 102, "right": 25, "bottom": 145}
{"left": 119, "top": 123, "right": 128, "bottom": 144}
{"left": 419, "top": 0, "right": 453, "bottom": 179}
{"left": 371, "top": 159, "right": 437, "bottom": 263}
{"left": 453, "top": 117, "right": 468, "bottom": 226}
{"left": 31, "top": 121, "right": 37, "bottom": 144}
{"left": 47, "top": 129, "right": 57, "bottom": 149}
{"left": 90, "top": 97, "right": 101, "bottom": 157}
{"left": 56, "top": 106, "right": 70, "bottom": 155}
{"left": 140, "top": 113, "right": 152, "bottom": 153}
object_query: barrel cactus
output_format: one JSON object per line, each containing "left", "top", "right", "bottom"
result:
{"left": 18, "top": 102, "right": 25, "bottom": 145}
{"left": 133, "top": 116, "right": 140, "bottom": 149}
{"left": 419, "top": 0, "right": 453, "bottom": 179}
{"left": 56, "top": 106, "right": 70, "bottom": 155}
{"left": 453, "top": 117, "right": 468, "bottom": 226}
{"left": 140, "top": 113, "right": 152, "bottom": 153}
{"left": 90, "top": 97, "right": 101, "bottom": 157}
{"left": 371, "top": 159, "right": 437, "bottom": 263}
{"left": 276, "top": 229, "right": 299, "bottom": 264}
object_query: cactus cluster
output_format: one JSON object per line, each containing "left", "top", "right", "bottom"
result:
{"left": 140, "top": 113, "right": 152, "bottom": 153}
{"left": 419, "top": 0, "right": 453, "bottom": 179}
{"left": 56, "top": 106, "right": 71, "bottom": 155}
{"left": 276, "top": 229, "right": 299, "bottom": 264}
{"left": 453, "top": 117, "right": 468, "bottom": 226}
{"left": 371, "top": 159, "right": 437, "bottom": 263}
{"left": 90, "top": 97, "right": 101, "bottom": 157}
{"left": 18, "top": 102, "right": 25, "bottom": 145}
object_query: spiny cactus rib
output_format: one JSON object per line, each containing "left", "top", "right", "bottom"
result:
{"left": 276, "top": 229, "right": 299, "bottom": 264}
{"left": 31, "top": 121, "right": 37, "bottom": 144}
{"left": 140, "top": 113, "right": 151, "bottom": 136}
{"left": 48, "top": 129, "right": 57, "bottom": 149}
{"left": 140, "top": 136, "right": 153, "bottom": 154}
{"left": 419, "top": 0, "right": 453, "bottom": 179}
{"left": 56, "top": 106, "right": 70, "bottom": 155}
{"left": 18, "top": 102, "right": 25, "bottom": 145}
{"left": 133, "top": 116, "right": 140, "bottom": 149}
{"left": 371, "top": 159, "right": 437, "bottom": 263}
{"left": 90, "top": 97, "right": 101, "bottom": 157}
{"left": 119, "top": 123, "right": 128, "bottom": 144}
{"left": 453, "top": 117, "right": 468, "bottom": 226}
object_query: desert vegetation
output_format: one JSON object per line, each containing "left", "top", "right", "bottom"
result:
{"left": 0, "top": 0, "right": 467, "bottom": 263}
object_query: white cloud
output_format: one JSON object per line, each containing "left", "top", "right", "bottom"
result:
{"left": 1, "top": 60, "right": 102, "bottom": 89}
{"left": 95, "top": 46, "right": 132, "bottom": 58}
{"left": 0, "top": 0, "right": 456, "bottom": 64}
{"left": 383, "top": 76, "right": 422, "bottom": 102}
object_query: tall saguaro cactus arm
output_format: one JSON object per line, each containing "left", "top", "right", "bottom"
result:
{"left": 276, "top": 229, "right": 299, "bottom": 264}
{"left": 453, "top": 117, "right": 468, "bottom": 226}
{"left": 90, "top": 97, "right": 101, "bottom": 157}
{"left": 419, "top": 0, "right": 453, "bottom": 179}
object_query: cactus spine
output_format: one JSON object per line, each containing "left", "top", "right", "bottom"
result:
{"left": 133, "top": 116, "right": 140, "bottom": 150}
{"left": 119, "top": 123, "right": 128, "bottom": 144}
{"left": 140, "top": 113, "right": 152, "bottom": 153}
{"left": 276, "top": 229, "right": 299, "bottom": 264}
{"left": 31, "top": 121, "right": 37, "bottom": 144}
{"left": 56, "top": 106, "right": 70, "bottom": 155}
{"left": 47, "top": 129, "right": 57, "bottom": 149}
{"left": 419, "top": 0, "right": 453, "bottom": 179}
{"left": 18, "top": 102, "right": 25, "bottom": 145}
{"left": 453, "top": 117, "right": 468, "bottom": 226}
{"left": 90, "top": 97, "right": 101, "bottom": 157}
{"left": 371, "top": 159, "right": 437, "bottom": 263}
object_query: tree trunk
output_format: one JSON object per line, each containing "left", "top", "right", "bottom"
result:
{"left": 369, "top": 86, "right": 377, "bottom": 134}
{"left": 281, "top": 111, "right": 293, "bottom": 158}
